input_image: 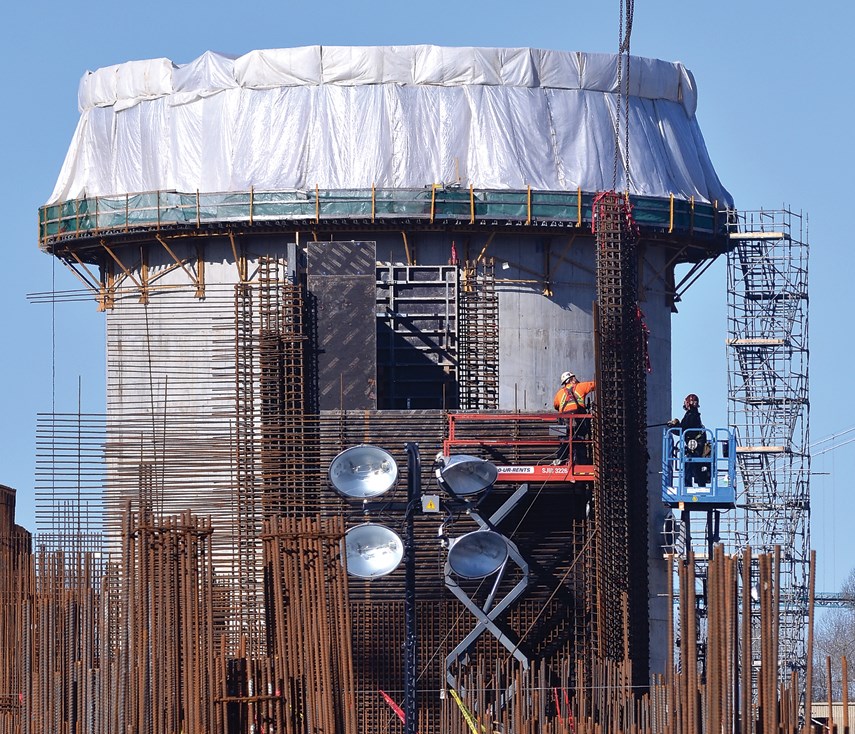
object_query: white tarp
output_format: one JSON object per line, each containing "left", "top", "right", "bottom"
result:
{"left": 50, "top": 46, "right": 731, "bottom": 206}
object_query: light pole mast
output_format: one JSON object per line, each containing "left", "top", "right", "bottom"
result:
{"left": 404, "top": 442, "right": 420, "bottom": 734}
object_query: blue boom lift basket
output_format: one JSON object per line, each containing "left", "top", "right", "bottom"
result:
{"left": 661, "top": 427, "right": 736, "bottom": 508}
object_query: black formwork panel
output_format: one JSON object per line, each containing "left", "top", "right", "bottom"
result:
{"left": 376, "top": 264, "right": 458, "bottom": 410}
{"left": 307, "top": 241, "right": 377, "bottom": 411}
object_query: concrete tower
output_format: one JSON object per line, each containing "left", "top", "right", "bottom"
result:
{"left": 40, "top": 46, "right": 731, "bottom": 730}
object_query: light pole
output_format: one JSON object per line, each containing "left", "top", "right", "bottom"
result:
{"left": 328, "top": 442, "right": 421, "bottom": 732}
{"left": 329, "top": 444, "right": 508, "bottom": 731}
{"left": 403, "top": 442, "right": 420, "bottom": 734}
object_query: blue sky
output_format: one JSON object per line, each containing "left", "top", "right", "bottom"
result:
{"left": 1, "top": 1, "right": 851, "bottom": 592}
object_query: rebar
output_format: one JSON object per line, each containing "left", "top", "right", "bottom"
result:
{"left": 592, "top": 191, "right": 649, "bottom": 680}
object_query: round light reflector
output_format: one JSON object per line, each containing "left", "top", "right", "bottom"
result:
{"left": 343, "top": 523, "right": 404, "bottom": 578}
{"left": 329, "top": 445, "right": 398, "bottom": 499}
{"left": 447, "top": 530, "right": 509, "bottom": 579}
{"left": 437, "top": 454, "right": 498, "bottom": 497}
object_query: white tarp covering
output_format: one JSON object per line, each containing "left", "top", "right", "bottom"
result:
{"left": 50, "top": 46, "right": 731, "bottom": 206}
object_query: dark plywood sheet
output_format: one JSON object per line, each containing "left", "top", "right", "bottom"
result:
{"left": 308, "top": 241, "right": 377, "bottom": 410}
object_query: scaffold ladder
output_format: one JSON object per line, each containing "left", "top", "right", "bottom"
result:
{"left": 725, "top": 208, "right": 810, "bottom": 690}
{"left": 458, "top": 259, "right": 498, "bottom": 410}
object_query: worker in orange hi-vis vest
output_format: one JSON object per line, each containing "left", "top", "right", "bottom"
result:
{"left": 552, "top": 371, "right": 596, "bottom": 464}
{"left": 553, "top": 371, "right": 596, "bottom": 413}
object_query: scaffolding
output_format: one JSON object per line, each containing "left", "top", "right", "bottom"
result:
{"left": 457, "top": 259, "right": 498, "bottom": 410}
{"left": 725, "top": 208, "right": 810, "bottom": 684}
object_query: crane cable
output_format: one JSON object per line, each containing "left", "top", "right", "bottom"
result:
{"left": 612, "top": 0, "right": 635, "bottom": 194}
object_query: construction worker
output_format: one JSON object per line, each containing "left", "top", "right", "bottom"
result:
{"left": 553, "top": 371, "right": 596, "bottom": 414}
{"left": 553, "top": 372, "right": 596, "bottom": 464}
{"left": 667, "top": 393, "right": 708, "bottom": 487}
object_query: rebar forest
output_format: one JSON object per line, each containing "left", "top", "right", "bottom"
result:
{"left": 0, "top": 480, "right": 834, "bottom": 732}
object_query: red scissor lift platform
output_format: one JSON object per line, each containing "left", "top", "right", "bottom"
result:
{"left": 443, "top": 412, "right": 596, "bottom": 483}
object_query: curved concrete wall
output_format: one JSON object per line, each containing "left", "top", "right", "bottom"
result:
{"left": 101, "top": 228, "right": 675, "bottom": 672}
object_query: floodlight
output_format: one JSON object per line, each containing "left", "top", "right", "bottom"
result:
{"left": 343, "top": 523, "right": 404, "bottom": 578}
{"left": 329, "top": 445, "right": 398, "bottom": 499}
{"left": 447, "top": 530, "right": 509, "bottom": 579}
{"left": 436, "top": 454, "right": 498, "bottom": 497}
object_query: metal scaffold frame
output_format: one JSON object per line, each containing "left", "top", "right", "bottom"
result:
{"left": 725, "top": 208, "right": 810, "bottom": 684}
{"left": 457, "top": 259, "right": 498, "bottom": 410}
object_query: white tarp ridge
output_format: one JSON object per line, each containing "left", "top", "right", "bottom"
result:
{"left": 49, "top": 46, "right": 731, "bottom": 206}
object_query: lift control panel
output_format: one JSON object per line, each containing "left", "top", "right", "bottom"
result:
{"left": 661, "top": 427, "right": 736, "bottom": 508}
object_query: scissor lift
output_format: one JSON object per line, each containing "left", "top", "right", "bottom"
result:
{"left": 443, "top": 412, "right": 596, "bottom": 483}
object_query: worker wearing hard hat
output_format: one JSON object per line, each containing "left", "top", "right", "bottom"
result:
{"left": 553, "top": 371, "right": 596, "bottom": 414}
{"left": 552, "top": 371, "right": 596, "bottom": 464}
{"left": 667, "top": 393, "right": 709, "bottom": 487}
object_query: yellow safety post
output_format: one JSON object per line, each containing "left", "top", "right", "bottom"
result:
{"left": 690, "top": 195, "right": 695, "bottom": 234}
{"left": 576, "top": 186, "right": 582, "bottom": 227}
{"left": 372, "top": 183, "right": 376, "bottom": 223}
{"left": 669, "top": 193, "right": 674, "bottom": 234}
{"left": 402, "top": 231, "right": 412, "bottom": 265}
{"left": 526, "top": 185, "right": 532, "bottom": 225}
{"left": 249, "top": 186, "right": 254, "bottom": 226}
{"left": 139, "top": 246, "right": 150, "bottom": 305}
{"left": 195, "top": 243, "right": 205, "bottom": 299}
{"left": 469, "top": 185, "right": 475, "bottom": 224}
{"left": 315, "top": 184, "right": 320, "bottom": 223}
{"left": 103, "top": 261, "right": 116, "bottom": 311}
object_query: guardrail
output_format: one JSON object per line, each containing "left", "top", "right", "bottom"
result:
{"left": 39, "top": 187, "right": 725, "bottom": 247}
{"left": 662, "top": 427, "right": 736, "bottom": 507}
{"left": 443, "top": 411, "right": 596, "bottom": 483}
